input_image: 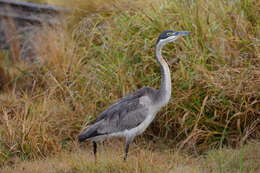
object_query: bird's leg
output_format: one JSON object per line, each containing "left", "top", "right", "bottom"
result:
{"left": 93, "top": 141, "right": 97, "bottom": 161}
{"left": 124, "top": 137, "right": 134, "bottom": 161}
{"left": 124, "top": 143, "right": 130, "bottom": 161}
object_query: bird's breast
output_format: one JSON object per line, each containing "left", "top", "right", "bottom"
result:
{"left": 132, "top": 109, "right": 157, "bottom": 136}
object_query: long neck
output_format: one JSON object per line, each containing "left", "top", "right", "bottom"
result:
{"left": 155, "top": 43, "right": 172, "bottom": 106}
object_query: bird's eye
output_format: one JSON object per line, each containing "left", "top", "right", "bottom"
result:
{"left": 167, "top": 32, "right": 173, "bottom": 36}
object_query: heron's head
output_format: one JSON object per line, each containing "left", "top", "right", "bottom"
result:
{"left": 156, "top": 30, "right": 191, "bottom": 46}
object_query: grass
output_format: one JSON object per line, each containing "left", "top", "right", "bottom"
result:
{"left": 1, "top": 141, "right": 259, "bottom": 173}
{"left": 0, "top": 0, "right": 259, "bottom": 169}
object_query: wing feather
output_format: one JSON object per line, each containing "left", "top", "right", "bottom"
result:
{"left": 78, "top": 87, "right": 157, "bottom": 141}
{"left": 94, "top": 87, "right": 155, "bottom": 123}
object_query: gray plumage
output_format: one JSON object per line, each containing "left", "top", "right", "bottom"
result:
{"left": 79, "top": 87, "right": 156, "bottom": 140}
{"left": 78, "top": 30, "right": 190, "bottom": 161}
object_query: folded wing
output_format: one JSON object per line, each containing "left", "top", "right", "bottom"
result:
{"left": 78, "top": 87, "right": 156, "bottom": 141}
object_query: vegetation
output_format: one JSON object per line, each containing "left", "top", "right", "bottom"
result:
{"left": 1, "top": 142, "right": 260, "bottom": 173}
{"left": 0, "top": 0, "right": 259, "bottom": 171}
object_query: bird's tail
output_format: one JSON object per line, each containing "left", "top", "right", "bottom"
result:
{"left": 78, "top": 123, "right": 103, "bottom": 142}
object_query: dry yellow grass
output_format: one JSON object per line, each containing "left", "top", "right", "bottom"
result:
{"left": 0, "top": 0, "right": 259, "bottom": 169}
{"left": 1, "top": 142, "right": 259, "bottom": 173}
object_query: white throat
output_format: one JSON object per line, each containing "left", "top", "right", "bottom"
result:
{"left": 155, "top": 41, "right": 172, "bottom": 106}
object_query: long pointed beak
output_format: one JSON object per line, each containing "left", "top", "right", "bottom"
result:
{"left": 178, "top": 31, "right": 191, "bottom": 36}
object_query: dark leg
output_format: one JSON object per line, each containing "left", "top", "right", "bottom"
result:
{"left": 93, "top": 141, "right": 97, "bottom": 160}
{"left": 124, "top": 137, "right": 133, "bottom": 161}
{"left": 124, "top": 142, "right": 130, "bottom": 161}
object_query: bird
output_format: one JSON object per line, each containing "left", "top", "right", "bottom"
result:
{"left": 78, "top": 30, "right": 190, "bottom": 161}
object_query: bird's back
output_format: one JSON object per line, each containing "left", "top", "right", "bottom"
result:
{"left": 78, "top": 87, "right": 158, "bottom": 142}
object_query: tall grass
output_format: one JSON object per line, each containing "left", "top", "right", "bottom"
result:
{"left": 0, "top": 0, "right": 259, "bottom": 165}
